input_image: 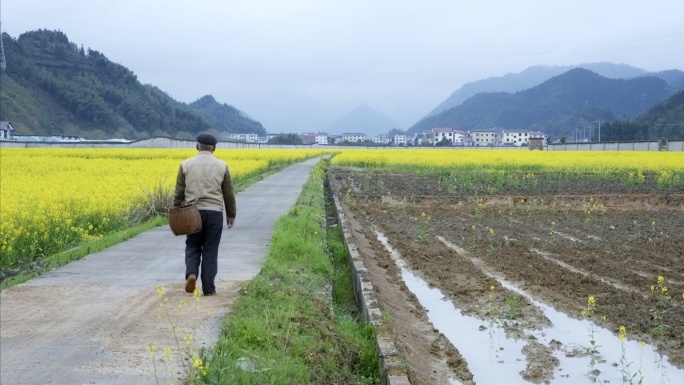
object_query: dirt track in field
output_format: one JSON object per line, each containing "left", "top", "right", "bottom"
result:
{"left": 330, "top": 168, "right": 684, "bottom": 385}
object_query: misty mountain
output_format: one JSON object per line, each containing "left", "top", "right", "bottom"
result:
{"left": 409, "top": 68, "right": 677, "bottom": 140}
{"left": 643, "top": 69, "right": 684, "bottom": 89}
{"left": 426, "top": 63, "right": 684, "bottom": 118}
{"left": 0, "top": 29, "right": 263, "bottom": 140}
{"left": 323, "top": 104, "right": 401, "bottom": 138}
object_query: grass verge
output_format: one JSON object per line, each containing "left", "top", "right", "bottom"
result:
{"left": 196, "top": 160, "right": 380, "bottom": 385}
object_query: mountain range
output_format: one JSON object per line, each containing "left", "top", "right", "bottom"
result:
{"left": 1, "top": 29, "right": 682, "bottom": 142}
{"left": 0, "top": 29, "right": 262, "bottom": 140}
{"left": 425, "top": 63, "right": 679, "bottom": 117}
{"left": 409, "top": 68, "right": 683, "bottom": 140}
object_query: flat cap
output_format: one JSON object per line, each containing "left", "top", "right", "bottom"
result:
{"left": 196, "top": 133, "right": 217, "bottom": 145}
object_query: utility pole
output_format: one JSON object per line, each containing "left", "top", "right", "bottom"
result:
{"left": 0, "top": 22, "right": 7, "bottom": 71}
{"left": 598, "top": 119, "right": 601, "bottom": 142}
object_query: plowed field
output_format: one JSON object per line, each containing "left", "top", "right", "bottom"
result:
{"left": 329, "top": 168, "right": 684, "bottom": 385}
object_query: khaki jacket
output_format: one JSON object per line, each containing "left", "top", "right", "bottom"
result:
{"left": 173, "top": 151, "right": 236, "bottom": 218}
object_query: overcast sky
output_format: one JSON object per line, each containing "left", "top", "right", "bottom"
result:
{"left": 2, "top": 0, "right": 683, "bottom": 132}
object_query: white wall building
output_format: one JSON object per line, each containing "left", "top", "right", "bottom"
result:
{"left": 472, "top": 130, "right": 497, "bottom": 146}
{"left": 373, "top": 135, "right": 391, "bottom": 144}
{"left": 502, "top": 130, "right": 530, "bottom": 146}
{"left": 315, "top": 133, "right": 329, "bottom": 145}
{"left": 432, "top": 128, "right": 455, "bottom": 144}
{"left": 452, "top": 130, "right": 468, "bottom": 146}
{"left": 0, "top": 121, "right": 15, "bottom": 140}
{"left": 342, "top": 133, "right": 366, "bottom": 143}
{"left": 424, "top": 128, "right": 468, "bottom": 146}
{"left": 393, "top": 135, "right": 407, "bottom": 146}
{"left": 224, "top": 133, "right": 259, "bottom": 143}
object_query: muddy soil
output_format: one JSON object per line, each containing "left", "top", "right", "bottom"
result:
{"left": 329, "top": 168, "right": 684, "bottom": 384}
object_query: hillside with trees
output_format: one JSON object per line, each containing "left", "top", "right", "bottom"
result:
{"left": 598, "top": 90, "right": 684, "bottom": 141}
{"left": 409, "top": 68, "right": 678, "bottom": 140}
{"left": 0, "top": 29, "right": 263, "bottom": 140}
{"left": 188, "top": 95, "right": 266, "bottom": 135}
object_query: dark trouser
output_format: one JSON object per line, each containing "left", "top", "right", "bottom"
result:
{"left": 185, "top": 210, "right": 223, "bottom": 294}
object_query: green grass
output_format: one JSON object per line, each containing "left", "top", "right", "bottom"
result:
{"left": 197, "top": 161, "right": 379, "bottom": 385}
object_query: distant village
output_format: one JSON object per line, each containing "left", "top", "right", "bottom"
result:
{"left": 1, "top": 120, "right": 547, "bottom": 149}
{"left": 226, "top": 127, "right": 548, "bottom": 149}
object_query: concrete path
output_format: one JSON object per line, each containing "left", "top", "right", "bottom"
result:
{"left": 0, "top": 157, "right": 320, "bottom": 385}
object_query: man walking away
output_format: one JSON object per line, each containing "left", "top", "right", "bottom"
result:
{"left": 173, "top": 133, "right": 236, "bottom": 296}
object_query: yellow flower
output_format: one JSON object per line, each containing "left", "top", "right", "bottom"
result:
{"left": 657, "top": 276, "right": 664, "bottom": 285}
{"left": 146, "top": 342, "right": 157, "bottom": 356}
{"left": 618, "top": 325, "right": 627, "bottom": 340}
{"left": 163, "top": 347, "right": 173, "bottom": 361}
{"left": 156, "top": 285, "right": 165, "bottom": 297}
{"left": 490, "top": 285, "right": 495, "bottom": 291}
{"left": 640, "top": 341, "right": 645, "bottom": 347}
{"left": 192, "top": 357, "right": 203, "bottom": 368}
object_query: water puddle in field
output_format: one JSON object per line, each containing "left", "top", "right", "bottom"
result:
{"left": 373, "top": 229, "right": 684, "bottom": 385}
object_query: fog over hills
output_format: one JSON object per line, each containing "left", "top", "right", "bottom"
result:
{"left": 323, "top": 104, "right": 402, "bottom": 138}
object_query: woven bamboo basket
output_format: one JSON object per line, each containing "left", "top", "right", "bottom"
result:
{"left": 168, "top": 204, "right": 202, "bottom": 236}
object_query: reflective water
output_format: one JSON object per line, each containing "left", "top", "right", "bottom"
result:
{"left": 374, "top": 230, "right": 684, "bottom": 384}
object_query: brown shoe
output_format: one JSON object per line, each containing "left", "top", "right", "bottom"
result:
{"left": 185, "top": 274, "right": 197, "bottom": 293}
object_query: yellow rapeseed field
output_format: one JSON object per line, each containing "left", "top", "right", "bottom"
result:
{"left": 3, "top": 147, "right": 682, "bottom": 272}
{"left": 331, "top": 149, "right": 684, "bottom": 176}
{"left": 0, "top": 148, "right": 325, "bottom": 270}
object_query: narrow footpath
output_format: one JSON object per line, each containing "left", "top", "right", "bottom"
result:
{"left": 0, "top": 157, "right": 321, "bottom": 385}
